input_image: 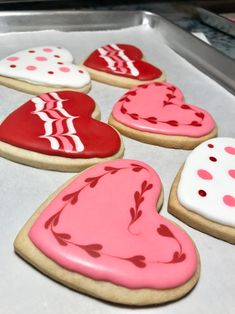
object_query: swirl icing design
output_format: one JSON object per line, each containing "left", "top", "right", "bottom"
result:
{"left": 0, "top": 46, "right": 90, "bottom": 88}
{"left": 178, "top": 138, "right": 235, "bottom": 227}
{"left": 112, "top": 82, "right": 215, "bottom": 137}
{"left": 84, "top": 44, "right": 163, "bottom": 80}
{"left": 32, "top": 93, "right": 84, "bottom": 153}
{"left": 0, "top": 91, "right": 121, "bottom": 158}
{"left": 29, "top": 159, "right": 198, "bottom": 289}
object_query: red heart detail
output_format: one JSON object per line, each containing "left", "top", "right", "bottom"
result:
{"left": 83, "top": 44, "right": 163, "bottom": 81}
{"left": 0, "top": 91, "right": 121, "bottom": 159}
{"left": 111, "top": 82, "right": 216, "bottom": 140}
{"left": 17, "top": 159, "right": 198, "bottom": 304}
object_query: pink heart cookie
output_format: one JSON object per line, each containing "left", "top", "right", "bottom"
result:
{"left": 83, "top": 44, "right": 165, "bottom": 88}
{"left": 169, "top": 137, "right": 235, "bottom": 244}
{"left": 14, "top": 159, "right": 199, "bottom": 305}
{"left": 0, "top": 91, "right": 124, "bottom": 171}
{"left": 109, "top": 82, "right": 217, "bottom": 149}
{"left": 0, "top": 46, "right": 91, "bottom": 94}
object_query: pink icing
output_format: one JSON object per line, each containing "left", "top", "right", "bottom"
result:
{"left": 29, "top": 159, "right": 197, "bottom": 289}
{"left": 35, "top": 56, "right": 47, "bottom": 61}
{"left": 228, "top": 170, "right": 235, "bottom": 179}
{"left": 59, "top": 67, "right": 70, "bottom": 72}
{"left": 112, "top": 83, "right": 215, "bottom": 137}
{"left": 223, "top": 195, "right": 235, "bottom": 207}
{"left": 26, "top": 65, "right": 37, "bottom": 71}
{"left": 197, "top": 169, "right": 213, "bottom": 180}
{"left": 7, "top": 56, "right": 19, "bottom": 61}
{"left": 43, "top": 48, "right": 53, "bottom": 52}
{"left": 225, "top": 146, "right": 235, "bottom": 155}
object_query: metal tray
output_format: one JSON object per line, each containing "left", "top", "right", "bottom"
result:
{"left": 0, "top": 10, "right": 235, "bottom": 314}
{"left": 197, "top": 7, "right": 235, "bottom": 38}
{"left": 0, "top": 10, "right": 234, "bottom": 94}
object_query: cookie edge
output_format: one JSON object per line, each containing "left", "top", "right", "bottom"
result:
{"left": 109, "top": 114, "right": 217, "bottom": 149}
{"left": 168, "top": 167, "right": 235, "bottom": 244}
{"left": 14, "top": 172, "right": 200, "bottom": 306}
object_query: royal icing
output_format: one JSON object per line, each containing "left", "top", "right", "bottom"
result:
{"left": 0, "top": 91, "right": 121, "bottom": 158}
{"left": 29, "top": 159, "right": 197, "bottom": 289}
{"left": 178, "top": 138, "right": 235, "bottom": 227}
{"left": 0, "top": 46, "right": 90, "bottom": 88}
{"left": 112, "top": 82, "right": 215, "bottom": 137}
{"left": 83, "top": 44, "right": 163, "bottom": 80}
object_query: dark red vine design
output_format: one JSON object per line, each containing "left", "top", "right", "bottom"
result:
{"left": 44, "top": 163, "right": 186, "bottom": 268}
{"left": 119, "top": 82, "right": 205, "bottom": 127}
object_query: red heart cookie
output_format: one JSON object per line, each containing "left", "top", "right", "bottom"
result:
{"left": 0, "top": 91, "right": 124, "bottom": 171}
{"left": 109, "top": 82, "right": 217, "bottom": 149}
{"left": 169, "top": 137, "right": 235, "bottom": 243}
{"left": 14, "top": 159, "right": 199, "bottom": 305}
{"left": 83, "top": 44, "right": 165, "bottom": 88}
{"left": 0, "top": 46, "right": 91, "bottom": 94}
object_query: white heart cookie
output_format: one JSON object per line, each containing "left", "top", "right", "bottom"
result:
{"left": 0, "top": 46, "right": 91, "bottom": 94}
{"left": 169, "top": 137, "right": 235, "bottom": 244}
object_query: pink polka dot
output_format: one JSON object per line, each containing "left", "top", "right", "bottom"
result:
{"left": 78, "top": 69, "right": 84, "bottom": 74}
{"left": 223, "top": 195, "right": 235, "bottom": 207}
{"left": 228, "top": 170, "right": 235, "bottom": 179}
{"left": 59, "top": 66, "right": 70, "bottom": 72}
{"left": 35, "top": 56, "right": 47, "bottom": 61}
{"left": 208, "top": 143, "right": 214, "bottom": 148}
{"left": 197, "top": 169, "right": 213, "bottom": 180}
{"left": 43, "top": 48, "right": 53, "bottom": 52}
{"left": 225, "top": 146, "right": 235, "bottom": 155}
{"left": 7, "top": 56, "right": 19, "bottom": 61}
{"left": 26, "top": 65, "right": 37, "bottom": 71}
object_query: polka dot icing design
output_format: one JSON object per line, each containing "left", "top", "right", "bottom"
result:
{"left": 177, "top": 138, "right": 235, "bottom": 227}
{"left": 0, "top": 46, "right": 90, "bottom": 88}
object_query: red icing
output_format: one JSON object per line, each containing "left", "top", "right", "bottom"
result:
{"left": 84, "top": 44, "right": 162, "bottom": 80}
{"left": 209, "top": 156, "right": 217, "bottom": 162}
{"left": 0, "top": 91, "right": 121, "bottom": 158}
{"left": 198, "top": 190, "right": 207, "bottom": 197}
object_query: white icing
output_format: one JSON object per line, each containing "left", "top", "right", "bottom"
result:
{"left": 98, "top": 44, "right": 139, "bottom": 77}
{"left": 177, "top": 137, "right": 235, "bottom": 227}
{"left": 32, "top": 92, "right": 84, "bottom": 152}
{"left": 0, "top": 46, "right": 90, "bottom": 88}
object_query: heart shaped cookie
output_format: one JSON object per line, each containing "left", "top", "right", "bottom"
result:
{"left": 14, "top": 159, "right": 199, "bottom": 305}
{"left": 0, "top": 46, "right": 91, "bottom": 94}
{"left": 168, "top": 138, "right": 235, "bottom": 244}
{"left": 83, "top": 44, "right": 165, "bottom": 88}
{"left": 109, "top": 82, "right": 217, "bottom": 149}
{"left": 0, "top": 91, "right": 124, "bottom": 171}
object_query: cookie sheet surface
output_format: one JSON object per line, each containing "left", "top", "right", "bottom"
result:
{"left": 0, "top": 25, "right": 234, "bottom": 314}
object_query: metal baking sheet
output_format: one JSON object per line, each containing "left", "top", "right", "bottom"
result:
{"left": 0, "top": 10, "right": 235, "bottom": 314}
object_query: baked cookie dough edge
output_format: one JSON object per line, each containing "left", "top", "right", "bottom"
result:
{"left": 14, "top": 177, "right": 200, "bottom": 306}
{"left": 168, "top": 168, "right": 235, "bottom": 244}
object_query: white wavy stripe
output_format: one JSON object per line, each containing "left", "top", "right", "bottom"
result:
{"left": 31, "top": 93, "right": 84, "bottom": 152}
{"left": 110, "top": 44, "right": 139, "bottom": 77}
{"left": 98, "top": 47, "right": 116, "bottom": 71}
{"left": 98, "top": 44, "right": 139, "bottom": 77}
